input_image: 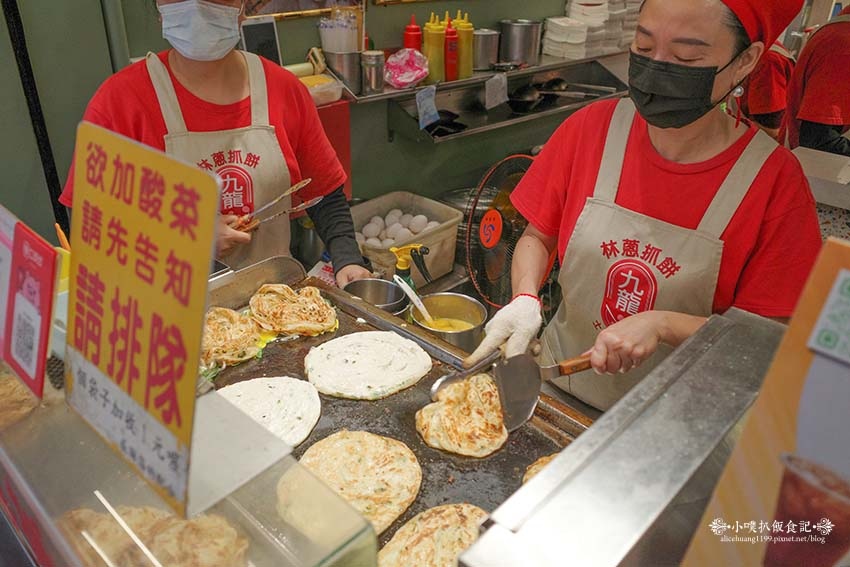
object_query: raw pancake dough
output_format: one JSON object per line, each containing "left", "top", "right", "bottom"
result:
{"left": 305, "top": 331, "right": 432, "bottom": 400}
{"left": 217, "top": 376, "right": 321, "bottom": 447}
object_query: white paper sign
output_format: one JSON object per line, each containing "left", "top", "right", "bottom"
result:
{"left": 67, "top": 347, "right": 189, "bottom": 502}
{"left": 484, "top": 73, "right": 509, "bottom": 110}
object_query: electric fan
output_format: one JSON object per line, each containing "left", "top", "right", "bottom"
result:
{"left": 464, "top": 155, "right": 559, "bottom": 313}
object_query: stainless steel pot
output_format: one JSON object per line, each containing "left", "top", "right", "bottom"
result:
{"left": 343, "top": 278, "right": 409, "bottom": 314}
{"left": 410, "top": 292, "right": 487, "bottom": 353}
{"left": 499, "top": 20, "right": 543, "bottom": 66}
{"left": 473, "top": 29, "right": 501, "bottom": 70}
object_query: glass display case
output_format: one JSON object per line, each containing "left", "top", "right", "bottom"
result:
{"left": 0, "top": 375, "right": 377, "bottom": 567}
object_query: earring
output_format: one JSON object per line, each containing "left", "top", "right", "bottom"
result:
{"left": 732, "top": 85, "right": 745, "bottom": 128}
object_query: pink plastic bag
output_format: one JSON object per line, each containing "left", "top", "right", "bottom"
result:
{"left": 384, "top": 48, "right": 429, "bottom": 89}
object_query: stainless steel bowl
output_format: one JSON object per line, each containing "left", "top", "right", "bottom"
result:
{"left": 343, "top": 278, "right": 408, "bottom": 313}
{"left": 410, "top": 292, "right": 487, "bottom": 353}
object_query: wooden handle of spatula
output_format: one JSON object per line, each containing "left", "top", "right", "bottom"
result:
{"left": 558, "top": 355, "right": 592, "bottom": 376}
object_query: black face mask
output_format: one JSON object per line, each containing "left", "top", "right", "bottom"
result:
{"left": 628, "top": 50, "right": 740, "bottom": 129}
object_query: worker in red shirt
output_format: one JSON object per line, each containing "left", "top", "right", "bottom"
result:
{"left": 465, "top": 0, "right": 822, "bottom": 411}
{"left": 61, "top": 0, "right": 372, "bottom": 284}
{"left": 783, "top": 6, "right": 850, "bottom": 156}
{"left": 740, "top": 41, "right": 795, "bottom": 140}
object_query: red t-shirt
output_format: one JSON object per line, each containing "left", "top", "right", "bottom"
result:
{"left": 783, "top": 16, "right": 850, "bottom": 148}
{"left": 742, "top": 43, "right": 794, "bottom": 117}
{"left": 512, "top": 99, "right": 822, "bottom": 318}
{"left": 60, "top": 51, "right": 345, "bottom": 208}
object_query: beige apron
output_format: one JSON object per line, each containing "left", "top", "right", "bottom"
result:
{"left": 146, "top": 51, "right": 292, "bottom": 270}
{"left": 540, "top": 99, "right": 779, "bottom": 411}
{"left": 768, "top": 42, "right": 795, "bottom": 62}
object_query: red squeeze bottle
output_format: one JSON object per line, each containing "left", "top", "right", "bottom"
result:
{"left": 404, "top": 14, "right": 422, "bottom": 51}
{"left": 444, "top": 19, "right": 458, "bottom": 81}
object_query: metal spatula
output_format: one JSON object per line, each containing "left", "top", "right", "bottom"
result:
{"left": 430, "top": 350, "right": 501, "bottom": 401}
{"left": 494, "top": 353, "right": 592, "bottom": 432}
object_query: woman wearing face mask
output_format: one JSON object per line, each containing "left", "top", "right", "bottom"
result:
{"left": 464, "top": 0, "right": 822, "bottom": 412}
{"left": 60, "top": 0, "right": 372, "bottom": 286}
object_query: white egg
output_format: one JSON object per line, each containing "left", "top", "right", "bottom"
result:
{"left": 362, "top": 222, "right": 381, "bottom": 239}
{"left": 395, "top": 227, "right": 413, "bottom": 242}
{"left": 365, "top": 237, "right": 382, "bottom": 247}
{"left": 381, "top": 238, "right": 395, "bottom": 248}
{"left": 388, "top": 208, "right": 404, "bottom": 218}
{"left": 409, "top": 214, "right": 428, "bottom": 234}
{"left": 399, "top": 214, "right": 414, "bottom": 228}
{"left": 424, "top": 220, "right": 441, "bottom": 231}
{"left": 370, "top": 216, "right": 385, "bottom": 231}
{"left": 385, "top": 211, "right": 402, "bottom": 226}
{"left": 386, "top": 222, "right": 403, "bottom": 239}
{"left": 355, "top": 232, "right": 365, "bottom": 244}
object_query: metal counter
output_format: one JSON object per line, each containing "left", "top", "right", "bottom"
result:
{"left": 461, "top": 309, "right": 786, "bottom": 567}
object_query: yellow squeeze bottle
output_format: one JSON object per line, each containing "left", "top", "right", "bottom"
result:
{"left": 423, "top": 12, "right": 445, "bottom": 84}
{"left": 455, "top": 11, "right": 474, "bottom": 79}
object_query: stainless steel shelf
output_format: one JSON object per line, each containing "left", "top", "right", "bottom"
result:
{"left": 332, "top": 51, "right": 628, "bottom": 105}
{"left": 386, "top": 58, "right": 629, "bottom": 144}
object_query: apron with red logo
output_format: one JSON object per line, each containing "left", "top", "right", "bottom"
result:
{"left": 146, "top": 51, "right": 292, "bottom": 270}
{"left": 540, "top": 98, "right": 779, "bottom": 411}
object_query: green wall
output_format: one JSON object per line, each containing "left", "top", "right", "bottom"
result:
{"left": 0, "top": 0, "right": 113, "bottom": 242}
{"left": 121, "top": 0, "right": 568, "bottom": 200}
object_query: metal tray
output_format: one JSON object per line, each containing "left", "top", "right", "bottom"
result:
{"left": 210, "top": 257, "right": 594, "bottom": 546}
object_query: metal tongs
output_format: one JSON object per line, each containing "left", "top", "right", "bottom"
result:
{"left": 230, "top": 178, "right": 313, "bottom": 232}
{"left": 233, "top": 196, "right": 324, "bottom": 233}
{"left": 430, "top": 350, "right": 501, "bottom": 401}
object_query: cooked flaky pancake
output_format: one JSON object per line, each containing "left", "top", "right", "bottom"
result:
{"left": 201, "top": 307, "right": 262, "bottom": 368}
{"left": 297, "top": 430, "right": 421, "bottom": 534}
{"left": 523, "top": 454, "right": 558, "bottom": 484}
{"left": 60, "top": 506, "right": 247, "bottom": 567}
{"left": 305, "top": 331, "right": 432, "bottom": 400}
{"left": 135, "top": 513, "right": 249, "bottom": 567}
{"left": 0, "top": 368, "right": 38, "bottom": 430}
{"left": 60, "top": 506, "right": 169, "bottom": 566}
{"left": 249, "top": 284, "right": 336, "bottom": 336}
{"left": 378, "top": 503, "right": 487, "bottom": 567}
{"left": 415, "top": 374, "right": 508, "bottom": 458}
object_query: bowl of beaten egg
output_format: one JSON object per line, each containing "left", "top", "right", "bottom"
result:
{"left": 410, "top": 292, "right": 487, "bottom": 353}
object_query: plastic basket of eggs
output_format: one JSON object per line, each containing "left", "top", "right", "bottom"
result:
{"left": 351, "top": 192, "right": 463, "bottom": 287}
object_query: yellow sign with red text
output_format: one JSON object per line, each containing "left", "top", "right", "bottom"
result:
{"left": 65, "top": 122, "right": 218, "bottom": 515}
{"left": 683, "top": 239, "right": 850, "bottom": 567}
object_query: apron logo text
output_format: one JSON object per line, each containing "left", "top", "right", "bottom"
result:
{"left": 601, "top": 259, "right": 658, "bottom": 326}
{"left": 600, "top": 238, "right": 683, "bottom": 278}
{"left": 196, "top": 148, "right": 260, "bottom": 216}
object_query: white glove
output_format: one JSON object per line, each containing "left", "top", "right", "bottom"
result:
{"left": 464, "top": 295, "right": 543, "bottom": 367}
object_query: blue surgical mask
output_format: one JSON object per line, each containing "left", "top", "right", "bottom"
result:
{"left": 159, "top": 0, "right": 242, "bottom": 62}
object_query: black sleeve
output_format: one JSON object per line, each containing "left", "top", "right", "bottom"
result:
{"left": 751, "top": 110, "right": 784, "bottom": 130}
{"left": 799, "top": 120, "right": 850, "bottom": 157}
{"left": 306, "top": 187, "right": 371, "bottom": 274}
